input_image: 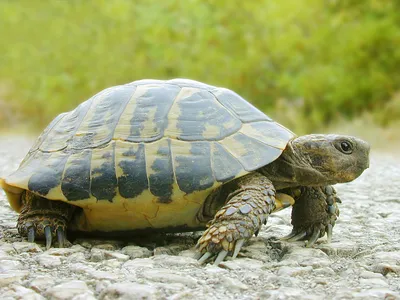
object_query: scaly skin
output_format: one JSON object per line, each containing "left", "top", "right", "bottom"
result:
{"left": 17, "top": 191, "right": 74, "bottom": 248}
{"left": 197, "top": 173, "right": 276, "bottom": 264}
{"left": 281, "top": 185, "right": 340, "bottom": 246}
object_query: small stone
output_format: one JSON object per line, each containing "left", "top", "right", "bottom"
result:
{"left": 0, "top": 259, "right": 23, "bottom": 272}
{"left": 313, "top": 267, "right": 335, "bottom": 277}
{"left": 94, "top": 243, "right": 117, "bottom": 251}
{"left": 45, "top": 280, "right": 93, "bottom": 300}
{"left": 220, "top": 277, "right": 248, "bottom": 290}
{"left": 353, "top": 289, "right": 400, "bottom": 299}
{"left": 178, "top": 249, "right": 198, "bottom": 258}
{"left": 46, "top": 245, "right": 85, "bottom": 256}
{"left": 7, "top": 284, "right": 44, "bottom": 300}
{"left": 100, "top": 282, "right": 158, "bottom": 300}
{"left": 36, "top": 254, "right": 62, "bottom": 268}
{"left": 372, "top": 263, "right": 400, "bottom": 275}
{"left": 102, "top": 258, "right": 123, "bottom": 269}
{"left": 259, "top": 287, "right": 318, "bottom": 300}
{"left": 0, "top": 271, "right": 29, "bottom": 287}
{"left": 153, "top": 254, "right": 197, "bottom": 267}
{"left": 121, "top": 245, "right": 152, "bottom": 259}
{"left": 283, "top": 248, "right": 331, "bottom": 268}
{"left": 359, "top": 278, "right": 388, "bottom": 288}
{"left": 360, "top": 270, "right": 385, "bottom": 279}
{"left": 122, "top": 258, "right": 154, "bottom": 272}
{"left": 66, "top": 252, "right": 86, "bottom": 263}
{"left": 30, "top": 276, "right": 55, "bottom": 293}
{"left": 277, "top": 266, "right": 313, "bottom": 277}
{"left": 219, "top": 258, "right": 264, "bottom": 271}
{"left": 89, "top": 270, "right": 120, "bottom": 280}
{"left": 153, "top": 246, "right": 173, "bottom": 256}
{"left": 12, "top": 242, "right": 42, "bottom": 254}
{"left": 71, "top": 293, "right": 97, "bottom": 300}
{"left": 104, "top": 251, "right": 130, "bottom": 262}
{"left": 90, "top": 248, "right": 106, "bottom": 262}
{"left": 142, "top": 269, "right": 198, "bottom": 287}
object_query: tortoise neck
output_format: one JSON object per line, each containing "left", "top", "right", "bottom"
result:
{"left": 259, "top": 139, "right": 327, "bottom": 189}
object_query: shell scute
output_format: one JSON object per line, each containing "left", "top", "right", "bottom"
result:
{"left": 116, "top": 142, "right": 148, "bottom": 199}
{"left": 146, "top": 138, "right": 174, "bottom": 203}
{"left": 173, "top": 140, "right": 214, "bottom": 194}
{"left": 90, "top": 142, "right": 117, "bottom": 202}
{"left": 211, "top": 88, "right": 271, "bottom": 123}
{"left": 61, "top": 149, "right": 92, "bottom": 201}
{"left": 116, "top": 83, "right": 180, "bottom": 143}
{"left": 169, "top": 88, "right": 241, "bottom": 141}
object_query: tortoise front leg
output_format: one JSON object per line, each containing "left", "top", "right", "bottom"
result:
{"left": 18, "top": 191, "right": 75, "bottom": 249}
{"left": 196, "top": 173, "right": 276, "bottom": 265}
{"left": 282, "top": 185, "right": 340, "bottom": 246}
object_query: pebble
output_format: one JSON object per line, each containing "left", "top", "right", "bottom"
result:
{"left": 0, "top": 271, "right": 29, "bottom": 287}
{"left": 36, "top": 253, "right": 62, "bottom": 268}
{"left": 45, "top": 280, "right": 94, "bottom": 300}
{"left": 100, "top": 282, "right": 158, "bottom": 300}
{"left": 152, "top": 254, "right": 198, "bottom": 267}
{"left": 372, "top": 263, "right": 400, "bottom": 275}
{"left": 12, "top": 242, "right": 42, "bottom": 254}
{"left": 4, "top": 284, "right": 44, "bottom": 300}
{"left": 220, "top": 277, "right": 249, "bottom": 290}
{"left": 46, "top": 245, "right": 86, "bottom": 256}
{"left": 142, "top": 269, "right": 198, "bottom": 288}
{"left": 282, "top": 247, "right": 331, "bottom": 268}
{"left": 121, "top": 245, "right": 152, "bottom": 259}
{"left": 219, "top": 258, "right": 265, "bottom": 270}
{"left": 0, "top": 259, "right": 23, "bottom": 272}
{"left": 29, "top": 276, "right": 56, "bottom": 293}
{"left": 277, "top": 266, "right": 313, "bottom": 277}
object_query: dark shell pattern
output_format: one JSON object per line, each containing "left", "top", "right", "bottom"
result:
{"left": 7, "top": 79, "right": 295, "bottom": 205}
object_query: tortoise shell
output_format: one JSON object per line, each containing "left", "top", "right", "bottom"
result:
{"left": 1, "top": 79, "right": 295, "bottom": 232}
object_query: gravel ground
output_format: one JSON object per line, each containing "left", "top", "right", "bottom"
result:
{"left": 0, "top": 136, "right": 399, "bottom": 300}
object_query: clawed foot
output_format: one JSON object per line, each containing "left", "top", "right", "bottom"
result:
{"left": 282, "top": 186, "right": 340, "bottom": 247}
{"left": 18, "top": 217, "right": 68, "bottom": 249}
{"left": 195, "top": 216, "right": 263, "bottom": 265}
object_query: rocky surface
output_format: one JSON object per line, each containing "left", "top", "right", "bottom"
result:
{"left": 0, "top": 136, "right": 399, "bottom": 299}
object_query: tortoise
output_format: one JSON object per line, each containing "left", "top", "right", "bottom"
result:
{"left": 0, "top": 79, "right": 370, "bottom": 264}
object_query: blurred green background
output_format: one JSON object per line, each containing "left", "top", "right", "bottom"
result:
{"left": 1, "top": 0, "right": 399, "bottom": 139}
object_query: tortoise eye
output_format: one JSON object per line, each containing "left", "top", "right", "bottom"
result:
{"left": 335, "top": 140, "right": 353, "bottom": 154}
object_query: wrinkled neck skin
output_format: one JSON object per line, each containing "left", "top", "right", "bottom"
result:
{"left": 259, "top": 140, "right": 329, "bottom": 190}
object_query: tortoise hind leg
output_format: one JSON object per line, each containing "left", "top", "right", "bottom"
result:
{"left": 282, "top": 185, "right": 340, "bottom": 246}
{"left": 18, "top": 191, "right": 75, "bottom": 249}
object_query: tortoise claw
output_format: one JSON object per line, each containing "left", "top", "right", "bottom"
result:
{"left": 281, "top": 231, "right": 297, "bottom": 241}
{"left": 232, "top": 239, "right": 245, "bottom": 259}
{"left": 326, "top": 224, "right": 333, "bottom": 243}
{"left": 214, "top": 250, "right": 229, "bottom": 265}
{"left": 286, "top": 231, "right": 307, "bottom": 242}
{"left": 57, "top": 227, "right": 65, "bottom": 248}
{"left": 198, "top": 252, "right": 213, "bottom": 264}
{"left": 306, "top": 228, "right": 320, "bottom": 247}
{"left": 44, "top": 226, "right": 52, "bottom": 250}
{"left": 27, "top": 226, "right": 35, "bottom": 243}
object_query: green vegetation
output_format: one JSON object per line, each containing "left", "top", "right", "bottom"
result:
{"left": 0, "top": 0, "right": 399, "bottom": 132}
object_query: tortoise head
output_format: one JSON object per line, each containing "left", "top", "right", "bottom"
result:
{"left": 290, "top": 134, "right": 370, "bottom": 185}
